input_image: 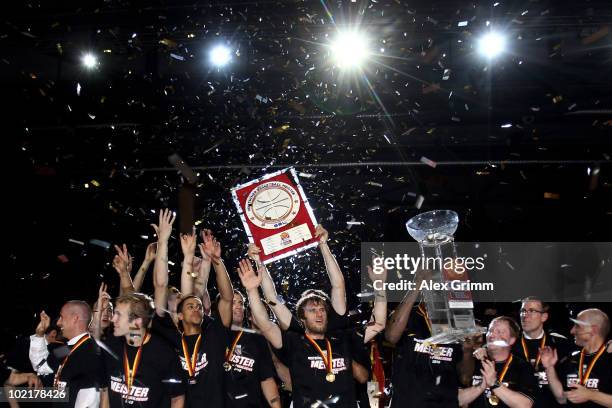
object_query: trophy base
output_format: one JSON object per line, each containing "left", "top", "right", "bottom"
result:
{"left": 422, "top": 326, "right": 486, "bottom": 345}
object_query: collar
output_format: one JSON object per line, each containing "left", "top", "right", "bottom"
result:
{"left": 523, "top": 329, "right": 545, "bottom": 340}
{"left": 67, "top": 332, "right": 89, "bottom": 346}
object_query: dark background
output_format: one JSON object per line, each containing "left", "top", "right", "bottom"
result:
{"left": 2, "top": 0, "right": 611, "bottom": 350}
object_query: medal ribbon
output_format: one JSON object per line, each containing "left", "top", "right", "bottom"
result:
{"left": 54, "top": 335, "right": 90, "bottom": 387}
{"left": 123, "top": 333, "right": 150, "bottom": 393}
{"left": 181, "top": 334, "right": 202, "bottom": 378}
{"left": 224, "top": 331, "right": 244, "bottom": 366}
{"left": 578, "top": 344, "right": 605, "bottom": 385}
{"left": 304, "top": 334, "right": 333, "bottom": 376}
{"left": 521, "top": 334, "right": 546, "bottom": 369}
{"left": 497, "top": 354, "right": 513, "bottom": 383}
{"left": 417, "top": 303, "right": 433, "bottom": 336}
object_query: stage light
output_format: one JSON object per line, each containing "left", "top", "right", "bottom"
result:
{"left": 330, "top": 30, "right": 370, "bottom": 69}
{"left": 82, "top": 53, "right": 98, "bottom": 69}
{"left": 477, "top": 32, "right": 506, "bottom": 59}
{"left": 210, "top": 45, "right": 232, "bottom": 67}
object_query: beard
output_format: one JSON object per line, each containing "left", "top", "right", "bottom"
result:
{"left": 305, "top": 320, "right": 328, "bottom": 335}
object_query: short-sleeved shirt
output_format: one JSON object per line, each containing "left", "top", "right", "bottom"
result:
{"left": 102, "top": 334, "right": 185, "bottom": 408}
{"left": 151, "top": 313, "right": 229, "bottom": 408}
{"left": 556, "top": 347, "right": 612, "bottom": 408}
{"left": 224, "top": 329, "right": 276, "bottom": 407}
{"left": 274, "top": 328, "right": 356, "bottom": 408}
{"left": 469, "top": 354, "right": 538, "bottom": 408}
{"left": 511, "top": 332, "right": 571, "bottom": 407}
{"left": 390, "top": 308, "right": 463, "bottom": 408}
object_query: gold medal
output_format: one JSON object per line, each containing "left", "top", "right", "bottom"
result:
{"left": 223, "top": 362, "right": 232, "bottom": 371}
{"left": 488, "top": 395, "right": 499, "bottom": 406}
{"left": 326, "top": 373, "right": 336, "bottom": 383}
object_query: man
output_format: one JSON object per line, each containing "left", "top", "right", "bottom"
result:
{"left": 223, "top": 290, "right": 281, "bottom": 407}
{"left": 149, "top": 210, "right": 233, "bottom": 408}
{"left": 541, "top": 308, "right": 612, "bottom": 407}
{"left": 238, "top": 257, "right": 387, "bottom": 408}
{"left": 30, "top": 302, "right": 106, "bottom": 408}
{"left": 98, "top": 292, "right": 186, "bottom": 408}
{"left": 459, "top": 316, "right": 538, "bottom": 408}
{"left": 513, "top": 297, "right": 571, "bottom": 407}
{"left": 249, "top": 225, "right": 348, "bottom": 332}
{"left": 384, "top": 270, "right": 475, "bottom": 408}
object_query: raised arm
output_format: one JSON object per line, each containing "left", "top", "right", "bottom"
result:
{"left": 248, "top": 244, "right": 293, "bottom": 330}
{"left": 541, "top": 347, "right": 566, "bottom": 404}
{"left": 384, "top": 268, "right": 428, "bottom": 344}
{"left": 179, "top": 228, "right": 197, "bottom": 296}
{"left": 363, "top": 261, "right": 387, "bottom": 343}
{"left": 112, "top": 244, "right": 135, "bottom": 296}
{"left": 315, "top": 225, "right": 346, "bottom": 316}
{"left": 133, "top": 243, "right": 156, "bottom": 292}
{"left": 151, "top": 209, "right": 176, "bottom": 317}
{"left": 200, "top": 230, "right": 233, "bottom": 327}
{"left": 195, "top": 244, "right": 212, "bottom": 313}
{"left": 90, "top": 282, "right": 110, "bottom": 339}
{"left": 238, "top": 259, "right": 282, "bottom": 349}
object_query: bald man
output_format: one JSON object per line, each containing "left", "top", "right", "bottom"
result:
{"left": 30, "top": 301, "right": 106, "bottom": 408}
{"left": 541, "top": 308, "right": 612, "bottom": 407}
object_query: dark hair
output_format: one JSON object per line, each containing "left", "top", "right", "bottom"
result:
{"left": 521, "top": 296, "right": 550, "bottom": 313}
{"left": 491, "top": 316, "right": 520, "bottom": 339}
{"left": 177, "top": 295, "right": 202, "bottom": 314}
{"left": 115, "top": 293, "right": 155, "bottom": 327}
{"left": 296, "top": 293, "right": 329, "bottom": 321}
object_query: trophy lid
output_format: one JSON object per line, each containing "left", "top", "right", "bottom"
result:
{"left": 406, "top": 210, "right": 459, "bottom": 243}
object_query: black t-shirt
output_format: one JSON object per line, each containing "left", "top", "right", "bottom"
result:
{"left": 224, "top": 330, "right": 276, "bottom": 408}
{"left": 556, "top": 347, "right": 612, "bottom": 408}
{"left": 102, "top": 334, "right": 185, "bottom": 408}
{"left": 469, "top": 354, "right": 538, "bottom": 408}
{"left": 511, "top": 332, "right": 571, "bottom": 407}
{"left": 46, "top": 335, "right": 106, "bottom": 408}
{"left": 151, "top": 313, "right": 229, "bottom": 408}
{"left": 390, "top": 309, "right": 463, "bottom": 408}
{"left": 349, "top": 331, "right": 372, "bottom": 408}
{"left": 275, "top": 328, "right": 356, "bottom": 408}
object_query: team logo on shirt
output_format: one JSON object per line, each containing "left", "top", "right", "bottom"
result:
{"left": 179, "top": 352, "right": 208, "bottom": 375}
{"left": 110, "top": 376, "right": 150, "bottom": 403}
{"left": 308, "top": 356, "right": 348, "bottom": 374}
{"left": 567, "top": 374, "right": 599, "bottom": 389}
{"left": 413, "top": 339, "right": 455, "bottom": 362}
{"left": 229, "top": 354, "right": 255, "bottom": 372}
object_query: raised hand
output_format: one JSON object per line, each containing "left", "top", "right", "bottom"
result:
{"left": 144, "top": 242, "right": 157, "bottom": 263}
{"left": 97, "top": 282, "right": 111, "bottom": 311}
{"left": 237, "top": 259, "right": 263, "bottom": 291}
{"left": 151, "top": 209, "right": 176, "bottom": 242}
{"left": 247, "top": 243, "right": 262, "bottom": 262}
{"left": 113, "top": 244, "right": 133, "bottom": 276}
{"left": 180, "top": 227, "right": 197, "bottom": 257}
{"left": 315, "top": 224, "right": 328, "bottom": 244}
{"left": 540, "top": 346, "right": 558, "bottom": 369}
{"left": 200, "top": 229, "right": 221, "bottom": 263}
{"left": 35, "top": 311, "right": 51, "bottom": 337}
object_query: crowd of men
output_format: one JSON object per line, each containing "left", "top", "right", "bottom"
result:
{"left": 1, "top": 209, "right": 611, "bottom": 408}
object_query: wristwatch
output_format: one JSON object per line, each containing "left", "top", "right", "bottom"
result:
{"left": 490, "top": 380, "right": 502, "bottom": 390}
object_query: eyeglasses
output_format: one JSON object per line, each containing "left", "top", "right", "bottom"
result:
{"left": 520, "top": 308, "right": 544, "bottom": 316}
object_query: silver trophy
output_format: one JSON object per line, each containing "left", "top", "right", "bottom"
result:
{"left": 406, "top": 210, "right": 483, "bottom": 344}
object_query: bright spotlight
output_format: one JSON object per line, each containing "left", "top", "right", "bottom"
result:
{"left": 82, "top": 53, "right": 98, "bottom": 69}
{"left": 330, "top": 31, "right": 369, "bottom": 69}
{"left": 210, "top": 45, "right": 232, "bottom": 67}
{"left": 478, "top": 32, "right": 506, "bottom": 59}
